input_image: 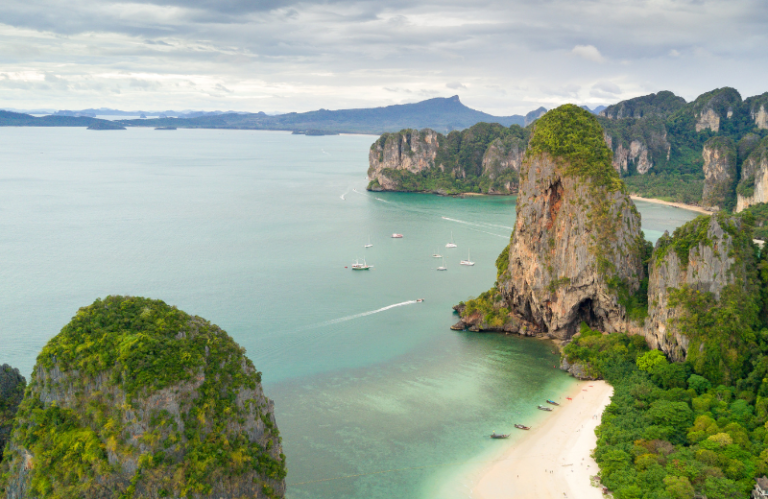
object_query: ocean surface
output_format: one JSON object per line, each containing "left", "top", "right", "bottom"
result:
{"left": 0, "top": 128, "right": 698, "bottom": 498}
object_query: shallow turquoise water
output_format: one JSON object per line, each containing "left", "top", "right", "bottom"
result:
{"left": 0, "top": 128, "right": 698, "bottom": 498}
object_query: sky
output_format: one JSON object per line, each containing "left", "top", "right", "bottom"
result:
{"left": 0, "top": 0, "right": 767, "bottom": 115}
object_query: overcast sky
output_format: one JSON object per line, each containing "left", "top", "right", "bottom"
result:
{"left": 0, "top": 0, "right": 766, "bottom": 114}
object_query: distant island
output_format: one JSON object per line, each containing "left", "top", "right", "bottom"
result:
{"left": 87, "top": 121, "right": 126, "bottom": 130}
{"left": 292, "top": 129, "right": 339, "bottom": 136}
{"left": 155, "top": 126, "right": 177, "bottom": 130}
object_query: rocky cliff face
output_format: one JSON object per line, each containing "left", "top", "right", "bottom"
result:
{"left": 0, "top": 365, "right": 26, "bottom": 464}
{"left": 480, "top": 136, "right": 525, "bottom": 193}
{"left": 701, "top": 136, "right": 737, "bottom": 210}
{"left": 644, "top": 214, "right": 756, "bottom": 362}
{"left": 600, "top": 115, "right": 670, "bottom": 176}
{"left": 599, "top": 90, "right": 686, "bottom": 120}
{"left": 746, "top": 93, "right": 768, "bottom": 130}
{"left": 489, "top": 105, "right": 647, "bottom": 340}
{"left": 367, "top": 129, "right": 440, "bottom": 190}
{"left": 736, "top": 137, "right": 768, "bottom": 212}
{"left": 0, "top": 296, "right": 286, "bottom": 499}
{"left": 692, "top": 87, "right": 742, "bottom": 133}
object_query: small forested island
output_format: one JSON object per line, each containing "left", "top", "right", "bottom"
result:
{"left": 155, "top": 126, "right": 177, "bottom": 130}
{"left": 87, "top": 120, "right": 127, "bottom": 130}
{"left": 291, "top": 129, "right": 339, "bottom": 136}
{"left": 0, "top": 296, "right": 286, "bottom": 499}
{"left": 455, "top": 104, "right": 768, "bottom": 498}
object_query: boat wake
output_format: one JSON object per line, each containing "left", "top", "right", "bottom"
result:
{"left": 441, "top": 216, "right": 513, "bottom": 231}
{"left": 440, "top": 216, "right": 511, "bottom": 239}
{"left": 298, "top": 300, "right": 418, "bottom": 331}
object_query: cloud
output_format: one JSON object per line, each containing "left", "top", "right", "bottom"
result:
{"left": 0, "top": 0, "right": 767, "bottom": 113}
{"left": 590, "top": 81, "right": 621, "bottom": 98}
{"left": 571, "top": 45, "right": 605, "bottom": 63}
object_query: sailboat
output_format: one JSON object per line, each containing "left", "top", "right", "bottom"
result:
{"left": 432, "top": 249, "right": 442, "bottom": 258}
{"left": 364, "top": 236, "right": 373, "bottom": 248}
{"left": 460, "top": 249, "right": 475, "bottom": 266}
{"left": 351, "top": 258, "right": 372, "bottom": 270}
{"left": 437, "top": 256, "right": 447, "bottom": 271}
{"left": 445, "top": 231, "right": 457, "bottom": 248}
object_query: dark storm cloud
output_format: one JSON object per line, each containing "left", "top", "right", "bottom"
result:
{"left": 0, "top": 0, "right": 766, "bottom": 113}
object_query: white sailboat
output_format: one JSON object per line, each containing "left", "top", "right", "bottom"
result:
{"left": 445, "top": 231, "right": 457, "bottom": 248}
{"left": 364, "top": 236, "right": 373, "bottom": 248}
{"left": 460, "top": 249, "right": 475, "bottom": 266}
{"left": 432, "top": 249, "right": 442, "bottom": 258}
{"left": 437, "top": 256, "right": 447, "bottom": 271}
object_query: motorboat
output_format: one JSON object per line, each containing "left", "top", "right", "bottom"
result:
{"left": 546, "top": 399, "right": 560, "bottom": 406}
{"left": 351, "top": 259, "right": 371, "bottom": 270}
{"left": 514, "top": 424, "right": 531, "bottom": 430}
{"left": 416, "top": 299, "right": 424, "bottom": 302}
{"left": 392, "top": 233, "right": 404, "bottom": 238}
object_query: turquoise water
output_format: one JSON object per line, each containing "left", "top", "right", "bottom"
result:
{"left": 0, "top": 128, "right": 698, "bottom": 498}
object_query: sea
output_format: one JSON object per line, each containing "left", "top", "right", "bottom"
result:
{"left": 0, "top": 127, "right": 699, "bottom": 499}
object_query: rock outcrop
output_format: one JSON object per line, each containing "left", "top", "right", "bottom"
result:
{"left": 692, "top": 87, "right": 742, "bottom": 133}
{"left": 367, "top": 129, "right": 440, "bottom": 190}
{"left": 644, "top": 214, "right": 757, "bottom": 362}
{"left": 746, "top": 93, "right": 768, "bottom": 130}
{"left": 736, "top": 137, "right": 768, "bottom": 212}
{"left": 479, "top": 105, "right": 647, "bottom": 340}
{"left": 599, "top": 90, "right": 686, "bottom": 120}
{"left": 701, "top": 136, "right": 737, "bottom": 210}
{"left": 367, "top": 122, "right": 527, "bottom": 195}
{"left": 600, "top": 115, "right": 670, "bottom": 176}
{"left": 0, "top": 296, "right": 286, "bottom": 499}
{"left": 0, "top": 365, "right": 26, "bottom": 463}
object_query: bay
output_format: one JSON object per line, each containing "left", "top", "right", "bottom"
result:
{"left": 0, "top": 127, "right": 698, "bottom": 498}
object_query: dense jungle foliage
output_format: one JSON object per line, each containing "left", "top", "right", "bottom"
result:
{"left": 561, "top": 213, "right": 768, "bottom": 499}
{"left": 0, "top": 296, "right": 286, "bottom": 499}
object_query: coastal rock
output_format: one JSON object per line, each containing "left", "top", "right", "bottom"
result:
{"left": 367, "top": 129, "right": 440, "bottom": 190}
{"left": 0, "top": 365, "right": 26, "bottom": 463}
{"left": 599, "top": 114, "right": 670, "bottom": 176}
{"left": 644, "top": 215, "right": 755, "bottom": 361}
{"left": 494, "top": 105, "right": 646, "bottom": 340}
{"left": 736, "top": 137, "right": 768, "bottom": 212}
{"left": 0, "top": 296, "right": 286, "bottom": 499}
{"left": 701, "top": 136, "right": 737, "bottom": 210}
{"left": 559, "top": 357, "right": 598, "bottom": 380}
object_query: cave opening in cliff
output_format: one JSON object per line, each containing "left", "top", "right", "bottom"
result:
{"left": 572, "top": 298, "right": 600, "bottom": 334}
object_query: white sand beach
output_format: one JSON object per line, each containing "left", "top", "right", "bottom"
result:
{"left": 630, "top": 195, "right": 711, "bottom": 215}
{"left": 473, "top": 380, "right": 614, "bottom": 499}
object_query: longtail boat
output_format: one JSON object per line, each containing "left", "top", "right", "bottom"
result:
{"left": 490, "top": 432, "right": 510, "bottom": 439}
{"left": 546, "top": 399, "right": 560, "bottom": 406}
{"left": 514, "top": 424, "right": 531, "bottom": 430}
{"left": 537, "top": 405, "right": 553, "bottom": 412}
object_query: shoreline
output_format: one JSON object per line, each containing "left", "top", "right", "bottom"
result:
{"left": 630, "top": 195, "right": 711, "bottom": 215}
{"left": 472, "top": 380, "right": 614, "bottom": 499}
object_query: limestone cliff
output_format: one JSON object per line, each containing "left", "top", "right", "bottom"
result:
{"left": 599, "top": 91, "right": 686, "bottom": 120}
{"left": 700, "top": 136, "right": 737, "bottom": 210}
{"left": 367, "top": 129, "right": 440, "bottom": 190}
{"left": 456, "top": 105, "right": 647, "bottom": 340}
{"left": 0, "top": 296, "right": 286, "bottom": 499}
{"left": 736, "top": 137, "right": 768, "bottom": 212}
{"left": 367, "top": 122, "right": 528, "bottom": 195}
{"left": 599, "top": 115, "right": 670, "bottom": 176}
{"left": 0, "top": 365, "right": 26, "bottom": 464}
{"left": 745, "top": 93, "right": 768, "bottom": 130}
{"left": 692, "top": 87, "right": 742, "bottom": 133}
{"left": 644, "top": 214, "right": 758, "bottom": 367}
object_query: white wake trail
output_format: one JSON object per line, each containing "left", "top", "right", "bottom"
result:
{"left": 296, "top": 300, "right": 418, "bottom": 331}
{"left": 441, "top": 216, "right": 513, "bottom": 231}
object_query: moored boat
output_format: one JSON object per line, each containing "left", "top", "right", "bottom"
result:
{"left": 546, "top": 399, "right": 560, "bottom": 406}
{"left": 351, "top": 258, "right": 372, "bottom": 270}
{"left": 537, "top": 405, "right": 553, "bottom": 412}
{"left": 392, "top": 233, "right": 404, "bottom": 238}
{"left": 445, "top": 231, "right": 457, "bottom": 248}
{"left": 490, "top": 432, "right": 510, "bottom": 439}
{"left": 514, "top": 424, "right": 531, "bottom": 430}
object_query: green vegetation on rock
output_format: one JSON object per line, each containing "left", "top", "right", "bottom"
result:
{"left": 0, "top": 365, "right": 26, "bottom": 464}
{"left": 0, "top": 296, "right": 286, "bottom": 499}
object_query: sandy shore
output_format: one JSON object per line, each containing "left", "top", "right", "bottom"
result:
{"left": 630, "top": 195, "right": 711, "bottom": 215}
{"left": 473, "top": 380, "right": 614, "bottom": 499}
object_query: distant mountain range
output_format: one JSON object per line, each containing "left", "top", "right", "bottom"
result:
{"left": 0, "top": 97, "right": 612, "bottom": 134}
